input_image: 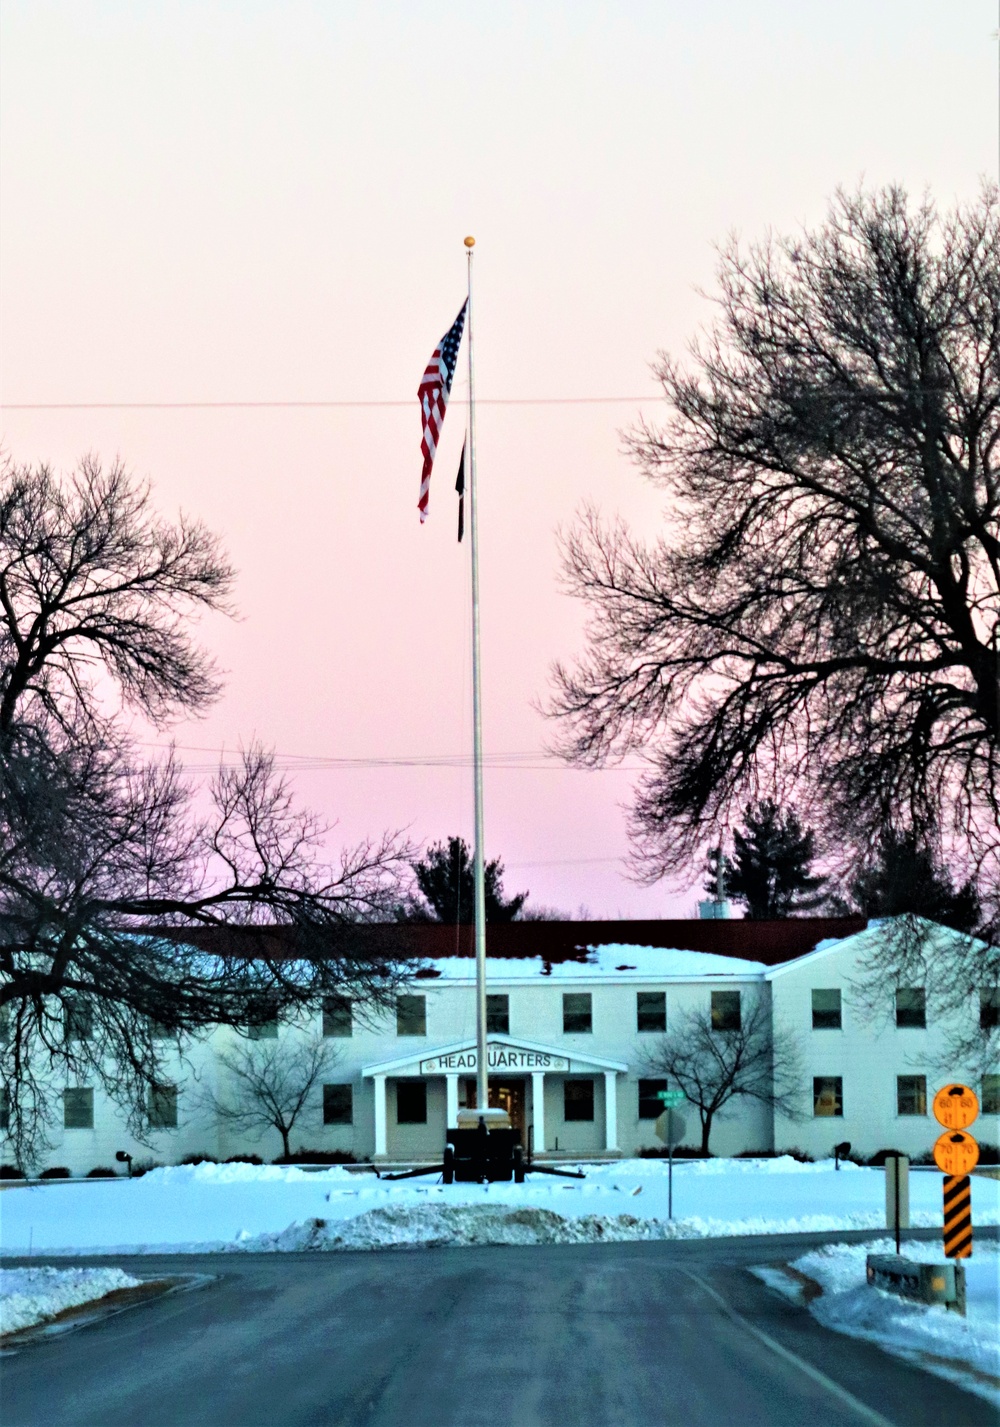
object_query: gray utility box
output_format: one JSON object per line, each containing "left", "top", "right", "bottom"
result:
{"left": 866, "top": 1254, "right": 966, "bottom": 1315}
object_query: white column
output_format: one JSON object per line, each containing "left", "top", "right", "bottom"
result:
{"left": 603, "top": 1071, "right": 618, "bottom": 1152}
{"left": 531, "top": 1072, "right": 546, "bottom": 1155}
{"left": 445, "top": 1073, "right": 459, "bottom": 1129}
{"left": 373, "top": 1075, "right": 388, "bottom": 1158}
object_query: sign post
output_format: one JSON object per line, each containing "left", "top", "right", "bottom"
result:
{"left": 655, "top": 1093, "right": 687, "bottom": 1220}
{"left": 883, "top": 1152, "right": 910, "bottom": 1255}
{"left": 933, "top": 1084, "right": 979, "bottom": 1260}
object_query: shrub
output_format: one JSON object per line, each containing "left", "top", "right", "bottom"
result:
{"left": 775, "top": 1147, "right": 814, "bottom": 1163}
{"left": 129, "top": 1159, "right": 164, "bottom": 1178}
{"left": 179, "top": 1153, "right": 217, "bottom": 1166}
{"left": 272, "top": 1149, "right": 358, "bottom": 1165}
{"left": 976, "top": 1142, "right": 999, "bottom": 1165}
{"left": 86, "top": 1166, "right": 119, "bottom": 1178}
{"left": 867, "top": 1148, "right": 907, "bottom": 1167}
{"left": 0, "top": 1164, "right": 25, "bottom": 1179}
{"left": 39, "top": 1166, "right": 71, "bottom": 1178}
{"left": 223, "top": 1154, "right": 263, "bottom": 1165}
{"left": 638, "top": 1145, "right": 711, "bottom": 1159}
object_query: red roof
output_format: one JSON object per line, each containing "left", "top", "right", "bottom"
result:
{"left": 148, "top": 917, "right": 866, "bottom": 968}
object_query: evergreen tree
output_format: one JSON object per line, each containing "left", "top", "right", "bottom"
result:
{"left": 408, "top": 836, "right": 527, "bottom": 924}
{"left": 847, "top": 828, "right": 980, "bottom": 933}
{"left": 728, "top": 801, "right": 825, "bottom": 918}
{"left": 703, "top": 845, "right": 733, "bottom": 900}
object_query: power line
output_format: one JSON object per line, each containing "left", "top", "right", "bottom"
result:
{"left": 0, "top": 396, "right": 655, "bottom": 412}
{"left": 137, "top": 740, "right": 647, "bottom": 774}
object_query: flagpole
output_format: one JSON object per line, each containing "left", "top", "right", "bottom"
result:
{"left": 464, "top": 235, "right": 489, "bottom": 1115}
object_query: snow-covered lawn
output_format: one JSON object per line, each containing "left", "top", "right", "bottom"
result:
{"left": 0, "top": 1266, "right": 141, "bottom": 1336}
{"left": 1, "top": 1158, "right": 997, "bottom": 1254}
{"left": 753, "top": 1239, "right": 1000, "bottom": 1410}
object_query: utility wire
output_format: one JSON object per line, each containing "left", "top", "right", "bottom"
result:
{"left": 137, "top": 740, "right": 646, "bottom": 774}
{"left": 0, "top": 396, "right": 655, "bottom": 411}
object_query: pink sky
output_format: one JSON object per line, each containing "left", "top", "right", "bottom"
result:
{"left": 1, "top": 2, "right": 997, "bottom": 916}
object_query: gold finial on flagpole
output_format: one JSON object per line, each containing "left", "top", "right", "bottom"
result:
{"left": 464, "top": 235, "right": 476, "bottom": 248}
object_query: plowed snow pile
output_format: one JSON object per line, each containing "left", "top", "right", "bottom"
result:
{"left": 754, "top": 1239, "right": 1000, "bottom": 1410}
{"left": 1, "top": 1159, "right": 997, "bottom": 1254}
{"left": 0, "top": 1266, "right": 140, "bottom": 1335}
{"left": 234, "top": 1204, "right": 667, "bottom": 1251}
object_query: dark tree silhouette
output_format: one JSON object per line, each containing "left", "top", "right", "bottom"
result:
{"left": 702, "top": 846, "right": 732, "bottom": 901}
{"left": 549, "top": 187, "right": 1000, "bottom": 924}
{"left": 642, "top": 995, "right": 802, "bottom": 1154}
{"left": 408, "top": 836, "right": 527, "bottom": 924}
{"left": 845, "top": 828, "right": 979, "bottom": 933}
{"left": 727, "top": 801, "right": 825, "bottom": 918}
{"left": 204, "top": 1033, "right": 340, "bottom": 1161}
{"left": 0, "top": 458, "right": 410, "bottom": 1165}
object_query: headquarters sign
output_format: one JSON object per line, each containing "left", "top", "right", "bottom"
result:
{"left": 419, "top": 1043, "right": 570, "bottom": 1075}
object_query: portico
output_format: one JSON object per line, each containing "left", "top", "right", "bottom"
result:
{"left": 363, "top": 1034, "right": 627, "bottom": 1159}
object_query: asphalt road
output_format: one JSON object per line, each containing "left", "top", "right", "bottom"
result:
{"left": 2, "top": 1235, "right": 996, "bottom": 1427}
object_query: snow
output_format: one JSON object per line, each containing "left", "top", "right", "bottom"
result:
{"left": 1, "top": 1158, "right": 996, "bottom": 1255}
{"left": 0, "top": 1266, "right": 141, "bottom": 1336}
{"left": 754, "top": 1239, "right": 1000, "bottom": 1409}
{"left": 423, "top": 945, "right": 766, "bottom": 981}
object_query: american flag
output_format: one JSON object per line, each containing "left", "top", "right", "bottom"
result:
{"left": 418, "top": 300, "right": 467, "bottom": 523}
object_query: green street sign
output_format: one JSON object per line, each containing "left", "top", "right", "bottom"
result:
{"left": 657, "top": 1090, "right": 686, "bottom": 1107}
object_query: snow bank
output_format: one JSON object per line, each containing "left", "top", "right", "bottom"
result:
{"left": 754, "top": 1239, "right": 1000, "bottom": 1409}
{"left": 1, "top": 1159, "right": 996, "bottom": 1255}
{"left": 426, "top": 945, "right": 765, "bottom": 981}
{"left": 0, "top": 1266, "right": 141, "bottom": 1336}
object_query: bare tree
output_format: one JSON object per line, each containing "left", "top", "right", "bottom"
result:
{"left": 549, "top": 186, "right": 1000, "bottom": 923}
{"left": 0, "top": 457, "right": 411, "bottom": 1165}
{"left": 643, "top": 995, "right": 802, "bottom": 1154}
{"left": 848, "top": 915, "right": 1000, "bottom": 1083}
{"left": 205, "top": 1033, "right": 341, "bottom": 1161}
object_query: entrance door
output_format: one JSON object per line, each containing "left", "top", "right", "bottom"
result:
{"left": 460, "top": 1078, "right": 527, "bottom": 1143}
{"left": 490, "top": 1078, "right": 526, "bottom": 1144}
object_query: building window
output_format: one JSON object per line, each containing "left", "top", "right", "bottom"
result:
{"left": 323, "top": 1083, "right": 353, "bottom": 1125}
{"left": 147, "top": 1084, "right": 178, "bottom": 1129}
{"left": 811, "top": 988, "right": 842, "bottom": 1030}
{"left": 637, "top": 992, "right": 666, "bottom": 1033}
{"left": 396, "top": 1080, "right": 427, "bottom": 1124}
{"left": 980, "top": 988, "right": 1000, "bottom": 1030}
{"left": 396, "top": 995, "right": 426, "bottom": 1037}
{"left": 564, "top": 1079, "right": 595, "bottom": 1121}
{"left": 323, "top": 996, "right": 353, "bottom": 1038}
{"left": 563, "top": 993, "right": 592, "bottom": 1034}
{"left": 813, "top": 1077, "right": 843, "bottom": 1117}
{"left": 981, "top": 1075, "right": 1000, "bottom": 1115}
{"left": 247, "top": 1018, "right": 279, "bottom": 1040}
{"left": 711, "top": 990, "right": 741, "bottom": 1032}
{"left": 896, "top": 1075, "right": 927, "bottom": 1117}
{"left": 486, "top": 995, "right": 509, "bottom": 1035}
{"left": 638, "top": 1079, "right": 668, "bottom": 1119}
{"left": 895, "top": 988, "right": 926, "bottom": 1029}
{"left": 64, "top": 1087, "right": 94, "bottom": 1129}
{"left": 64, "top": 997, "right": 93, "bottom": 1042}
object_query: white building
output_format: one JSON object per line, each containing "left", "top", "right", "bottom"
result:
{"left": 6, "top": 919, "right": 998, "bottom": 1173}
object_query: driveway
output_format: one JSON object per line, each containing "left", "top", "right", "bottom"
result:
{"left": 1, "top": 1235, "right": 995, "bottom": 1427}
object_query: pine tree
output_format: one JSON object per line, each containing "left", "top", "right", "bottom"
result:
{"left": 408, "top": 837, "right": 527, "bottom": 924}
{"left": 728, "top": 801, "right": 825, "bottom": 919}
{"left": 848, "top": 829, "right": 980, "bottom": 933}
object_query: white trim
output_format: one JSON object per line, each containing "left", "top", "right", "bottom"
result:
{"left": 373, "top": 1074, "right": 387, "bottom": 1158}
{"left": 362, "top": 1032, "right": 628, "bottom": 1079}
{"left": 531, "top": 1071, "right": 545, "bottom": 1154}
{"left": 603, "top": 1069, "right": 619, "bottom": 1151}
